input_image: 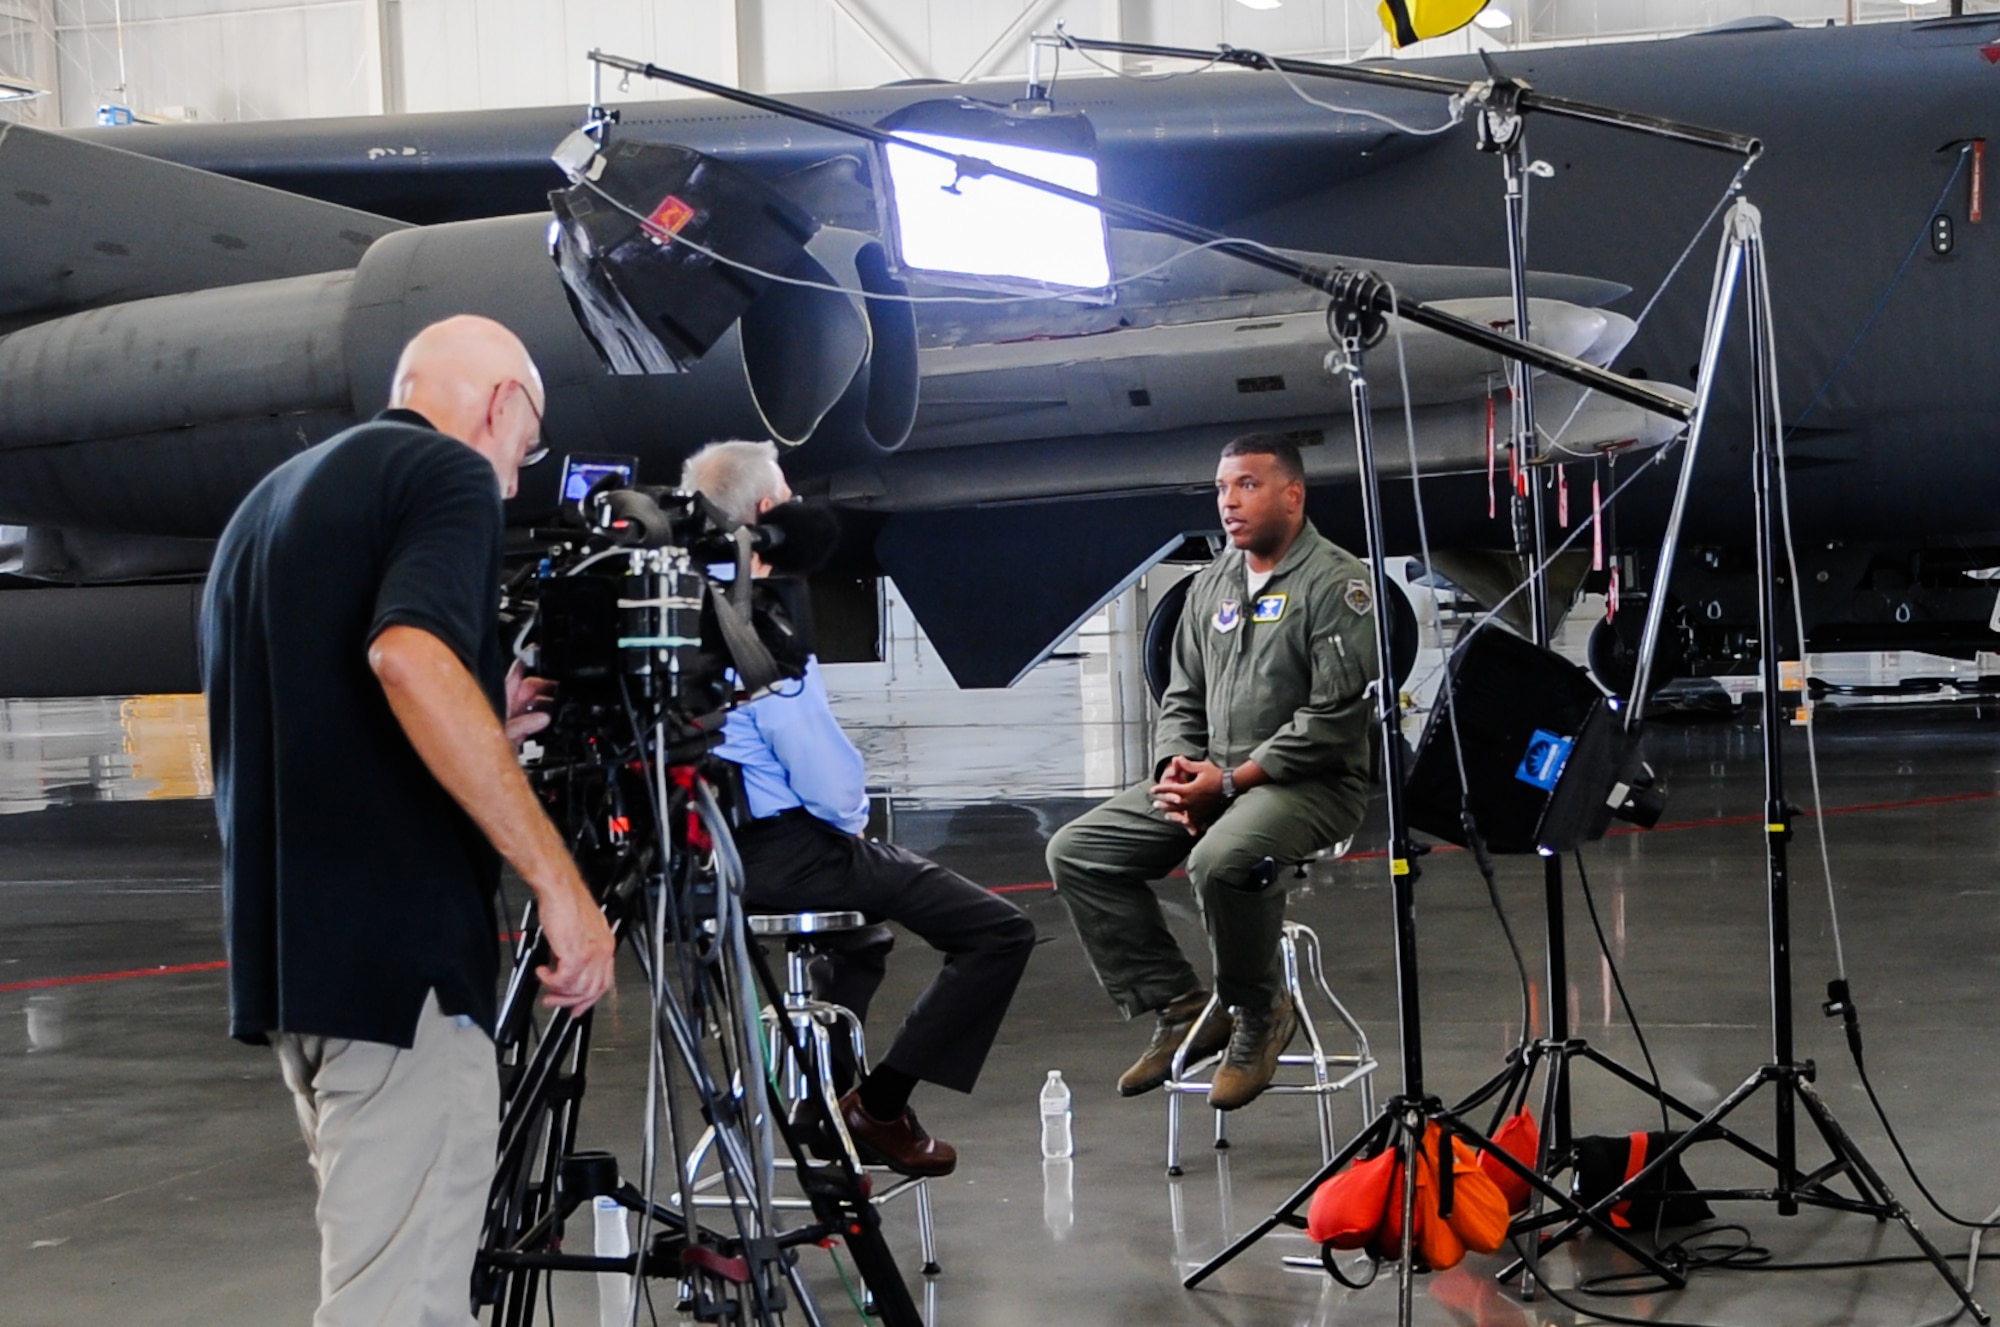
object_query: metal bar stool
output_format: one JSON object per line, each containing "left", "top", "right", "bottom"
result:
{"left": 1162, "top": 845, "right": 1379, "bottom": 1176}
{"left": 684, "top": 909, "right": 941, "bottom": 1275}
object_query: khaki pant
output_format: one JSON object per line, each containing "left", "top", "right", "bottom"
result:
{"left": 1047, "top": 780, "right": 1359, "bottom": 1018}
{"left": 274, "top": 992, "right": 499, "bottom": 1327}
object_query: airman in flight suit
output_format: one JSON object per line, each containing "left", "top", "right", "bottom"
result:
{"left": 1047, "top": 433, "right": 1377, "bottom": 1111}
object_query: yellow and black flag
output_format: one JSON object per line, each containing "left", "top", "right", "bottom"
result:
{"left": 1377, "top": 0, "right": 1491, "bottom": 48}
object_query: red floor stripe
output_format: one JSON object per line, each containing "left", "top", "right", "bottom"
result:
{"left": 978, "top": 787, "right": 2000, "bottom": 893}
{"left": 0, "top": 960, "right": 228, "bottom": 995}
{"left": 12, "top": 787, "right": 2000, "bottom": 992}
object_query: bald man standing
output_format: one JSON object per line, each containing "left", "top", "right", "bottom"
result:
{"left": 202, "top": 316, "right": 616, "bottom": 1326}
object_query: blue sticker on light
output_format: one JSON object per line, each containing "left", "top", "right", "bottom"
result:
{"left": 1515, "top": 729, "right": 1574, "bottom": 792}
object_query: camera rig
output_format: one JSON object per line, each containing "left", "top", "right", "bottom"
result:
{"left": 474, "top": 477, "right": 917, "bottom": 1327}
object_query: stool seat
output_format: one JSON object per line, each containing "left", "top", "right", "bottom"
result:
{"left": 746, "top": 910, "right": 867, "bottom": 936}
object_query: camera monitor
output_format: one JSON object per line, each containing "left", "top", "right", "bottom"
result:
{"left": 560, "top": 453, "right": 638, "bottom": 506}
{"left": 876, "top": 100, "right": 1112, "bottom": 295}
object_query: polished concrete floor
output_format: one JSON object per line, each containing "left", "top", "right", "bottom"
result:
{"left": 8, "top": 646, "right": 2000, "bottom": 1325}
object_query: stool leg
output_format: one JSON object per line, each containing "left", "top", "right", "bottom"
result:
{"left": 810, "top": 1016, "right": 864, "bottom": 1169}
{"left": 1165, "top": 993, "right": 1223, "bottom": 1174}
{"left": 1297, "top": 921, "right": 1379, "bottom": 1127}
{"left": 1280, "top": 925, "right": 1337, "bottom": 1166}
{"left": 916, "top": 1180, "right": 941, "bottom": 1275}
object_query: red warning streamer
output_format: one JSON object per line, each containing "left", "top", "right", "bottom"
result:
{"left": 1485, "top": 393, "right": 1498, "bottom": 519}
{"left": 1973, "top": 139, "right": 1986, "bottom": 225}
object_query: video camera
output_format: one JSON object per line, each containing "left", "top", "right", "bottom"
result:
{"left": 507, "top": 455, "right": 839, "bottom": 754}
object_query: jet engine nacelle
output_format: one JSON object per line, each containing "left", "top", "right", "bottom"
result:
{"left": 0, "top": 217, "right": 916, "bottom": 541}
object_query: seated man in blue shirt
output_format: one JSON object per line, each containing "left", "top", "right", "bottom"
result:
{"left": 689, "top": 440, "right": 1037, "bottom": 1178}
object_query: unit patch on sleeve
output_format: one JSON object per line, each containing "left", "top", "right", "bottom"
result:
{"left": 1343, "top": 579, "right": 1373, "bottom": 616}
{"left": 1213, "top": 599, "right": 1242, "bottom": 633}
{"left": 1252, "top": 593, "right": 1287, "bottom": 623}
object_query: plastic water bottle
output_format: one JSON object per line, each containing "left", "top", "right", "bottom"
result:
{"left": 594, "top": 1195, "right": 631, "bottom": 1327}
{"left": 1039, "top": 1070, "right": 1073, "bottom": 1159}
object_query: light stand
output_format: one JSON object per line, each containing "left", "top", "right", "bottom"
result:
{"left": 1047, "top": 29, "right": 1799, "bottom": 1297}
{"left": 1488, "top": 201, "right": 1988, "bottom": 1324}
{"left": 1181, "top": 273, "right": 1685, "bottom": 1325}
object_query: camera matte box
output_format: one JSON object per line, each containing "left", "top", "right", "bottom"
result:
{"left": 1405, "top": 626, "right": 1631, "bottom": 854}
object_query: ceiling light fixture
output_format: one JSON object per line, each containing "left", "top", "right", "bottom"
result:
{"left": 1473, "top": 7, "right": 1514, "bottom": 29}
{"left": 1233, "top": 0, "right": 1284, "bottom": 10}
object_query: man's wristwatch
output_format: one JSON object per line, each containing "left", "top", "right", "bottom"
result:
{"left": 1220, "top": 767, "right": 1238, "bottom": 803}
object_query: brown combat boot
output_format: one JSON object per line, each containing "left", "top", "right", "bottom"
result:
{"left": 1207, "top": 994, "right": 1298, "bottom": 1112}
{"left": 1117, "top": 991, "right": 1234, "bottom": 1097}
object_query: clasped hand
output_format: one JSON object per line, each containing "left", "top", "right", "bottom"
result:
{"left": 1151, "top": 755, "right": 1227, "bottom": 834}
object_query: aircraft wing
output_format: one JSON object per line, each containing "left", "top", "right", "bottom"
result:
{"left": 0, "top": 123, "right": 404, "bottom": 329}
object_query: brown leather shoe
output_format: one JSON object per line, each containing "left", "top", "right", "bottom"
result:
{"left": 838, "top": 1090, "right": 958, "bottom": 1177}
{"left": 1208, "top": 995, "right": 1298, "bottom": 1112}
{"left": 1118, "top": 991, "right": 1235, "bottom": 1097}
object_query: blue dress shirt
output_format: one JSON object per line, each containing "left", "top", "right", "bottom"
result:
{"left": 717, "top": 656, "right": 870, "bottom": 834}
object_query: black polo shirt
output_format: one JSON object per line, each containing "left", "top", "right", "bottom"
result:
{"left": 203, "top": 409, "right": 507, "bottom": 1048}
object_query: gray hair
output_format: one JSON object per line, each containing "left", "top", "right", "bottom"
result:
{"left": 680, "top": 440, "right": 786, "bottom": 527}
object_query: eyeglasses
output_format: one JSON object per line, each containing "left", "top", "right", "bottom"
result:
{"left": 515, "top": 382, "right": 550, "bottom": 467}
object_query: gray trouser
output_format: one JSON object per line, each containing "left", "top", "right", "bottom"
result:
{"left": 1047, "top": 780, "right": 1357, "bottom": 1018}
{"left": 273, "top": 991, "right": 499, "bottom": 1327}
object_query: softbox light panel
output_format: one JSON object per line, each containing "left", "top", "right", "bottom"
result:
{"left": 550, "top": 137, "right": 818, "bottom": 374}
{"left": 875, "top": 99, "right": 1111, "bottom": 296}
{"left": 1405, "top": 625, "right": 1634, "bottom": 854}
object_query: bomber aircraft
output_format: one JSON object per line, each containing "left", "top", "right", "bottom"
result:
{"left": 0, "top": 16, "right": 1993, "bottom": 692}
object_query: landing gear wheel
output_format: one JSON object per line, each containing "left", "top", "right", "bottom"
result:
{"left": 1587, "top": 609, "right": 1684, "bottom": 701}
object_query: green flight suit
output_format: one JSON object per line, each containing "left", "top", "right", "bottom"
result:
{"left": 1047, "top": 521, "right": 1378, "bottom": 1018}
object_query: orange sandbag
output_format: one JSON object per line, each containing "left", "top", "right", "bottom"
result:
{"left": 1477, "top": 1109, "right": 1541, "bottom": 1214}
{"left": 1375, "top": 1124, "right": 1469, "bottom": 1271}
{"left": 1307, "top": 1146, "right": 1397, "bottom": 1250}
{"left": 1442, "top": 1157, "right": 1511, "bottom": 1255}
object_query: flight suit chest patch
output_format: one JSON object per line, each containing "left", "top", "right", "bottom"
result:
{"left": 1213, "top": 599, "right": 1242, "bottom": 633}
{"left": 1252, "top": 593, "right": 1287, "bottom": 623}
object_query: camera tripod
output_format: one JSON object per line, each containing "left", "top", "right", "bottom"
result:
{"left": 473, "top": 742, "right": 918, "bottom": 1327}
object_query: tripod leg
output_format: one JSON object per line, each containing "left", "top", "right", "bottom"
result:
{"left": 1792, "top": 1076, "right": 1892, "bottom": 1211}
{"left": 1396, "top": 1111, "right": 1421, "bottom": 1327}
{"left": 1492, "top": 1066, "right": 1780, "bottom": 1283}
{"left": 1515, "top": 1041, "right": 1576, "bottom": 1299}
{"left": 1183, "top": 1110, "right": 1394, "bottom": 1290}
{"left": 1573, "top": 1044, "right": 1793, "bottom": 1172}
{"left": 1795, "top": 1080, "right": 1990, "bottom": 1324}
{"left": 1432, "top": 1111, "right": 1683, "bottom": 1289}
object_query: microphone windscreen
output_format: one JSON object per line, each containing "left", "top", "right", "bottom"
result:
{"left": 754, "top": 501, "right": 841, "bottom": 576}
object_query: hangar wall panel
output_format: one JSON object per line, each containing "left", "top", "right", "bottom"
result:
{"left": 0, "top": 0, "right": 58, "bottom": 126}
{"left": 52, "top": 0, "right": 370, "bottom": 125}
{"left": 31, "top": 0, "right": 1971, "bottom": 129}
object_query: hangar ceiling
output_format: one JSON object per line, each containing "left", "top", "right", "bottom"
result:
{"left": 0, "top": 0, "right": 1986, "bottom": 132}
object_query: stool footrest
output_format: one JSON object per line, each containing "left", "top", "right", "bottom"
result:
{"left": 1161, "top": 921, "right": 1379, "bottom": 1175}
